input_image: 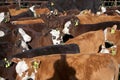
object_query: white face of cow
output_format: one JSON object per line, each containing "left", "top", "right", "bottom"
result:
{"left": 16, "top": 60, "right": 36, "bottom": 80}
{"left": 29, "top": 5, "right": 35, "bottom": 12}
{"left": 62, "top": 21, "right": 71, "bottom": 34}
{"left": 18, "top": 28, "right": 32, "bottom": 42}
{"left": 101, "top": 6, "right": 106, "bottom": 13}
{"left": 0, "top": 30, "right": 5, "bottom": 37}
{"left": 21, "top": 40, "right": 30, "bottom": 52}
{"left": 0, "top": 12, "right": 5, "bottom": 23}
{"left": 29, "top": 5, "right": 37, "bottom": 17}
{"left": 16, "top": 60, "right": 29, "bottom": 77}
{"left": 50, "top": 29, "right": 62, "bottom": 45}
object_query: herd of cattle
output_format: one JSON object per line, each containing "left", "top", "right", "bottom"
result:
{"left": 1, "top": 1, "right": 120, "bottom": 80}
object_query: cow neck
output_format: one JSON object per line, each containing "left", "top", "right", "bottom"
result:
{"left": 104, "top": 28, "right": 107, "bottom": 41}
{"left": 103, "top": 28, "right": 115, "bottom": 48}
{"left": 33, "top": 11, "right": 37, "bottom": 18}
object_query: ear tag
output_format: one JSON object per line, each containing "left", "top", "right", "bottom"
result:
{"left": 51, "top": 2, "right": 54, "bottom": 6}
{"left": 111, "top": 49, "right": 116, "bottom": 56}
{"left": 111, "top": 28, "right": 115, "bottom": 34}
{"left": 3, "top": 18, "right": 8, "bottom": 23}
{"left": 75, "top": 20, "right": 79, "bottom": 26}
{"left": 32, "top": 61, "right": 39, "bottom": 69}
{"left": 4, "top": 58, "right": 11, "bottom": 68}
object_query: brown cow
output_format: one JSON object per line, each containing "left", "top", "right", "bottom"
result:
{"left": 0, "top": 43, "right": 79, "bottom": 80}
{"left": 65, "top": 30, "right": 104, "bottom": 53}
{"left": 65, "top": 25, "right": 120, "bottom": 54}
{"left": 11, "top": 18, "right": 45, "bottom": 24}
{"left": 97, "top": 41, "right": 120, "bottom": 65}
{"left": 12, "top": 53, "right": 119, "bottom": 80}
{"left": 62, "top": 19, "right": 120, "bottom": 38}
{"left": 9, "top": 8, "right": 28, "bottom": 16}
{"left": 76, "top": 13, "right": 120, "bottom": 24}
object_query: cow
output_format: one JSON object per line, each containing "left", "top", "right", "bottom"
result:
{"left": 9, "top": 8, "right": 28, "bottom": 16}
{"left": 9, "top": 7, "right": 51, "bottom": 18}
{"left": 62, "top": 20, "right": 120, "bottom": 38}
{"left": 11, "top": 18, "right": 45, "bottom": 25}
{"left": 12, "top": 53, "right": 119, "bottom": 80}
{"left": 0, "top": 26, "right": 32, "bottom": 60}
{"left": 65, "top": 30, "right": 104, "bottom": 53}
{"left": 96, "top": 39, "right": 120, "bottom": 65}
{"left": 13, "top": 23, "right": 56, "bottom": 48}
{"left": 0, "top": 21, "right": 62, "bottom": 49}
{"left": 0, "top": 12, "right": 7, "bottom": 23}
{"left": 48, "top": 0, "right": 101, "bottom": 13}
{"left": 35, "top": 7, "right": 50, "bottom": 16}
{"left": 76, "top": 13, "right": 120, "bottom": 24}
{"left": 0, "top": 26, "right": 32, "bottom": 79}
{"left": 97, "top": 6, "right": 120, "bottom": 16}
{"left": 65, "top": 25, "right": 120, "bottom": 53}
{"left": 0, "top": 43, "right": 80, "bottom": 80}
{"left": 0, "top": 28, "right": 31, "bottom": 59}
{"left": 0, "top": 4, "right": 18, "bottom": 13}
{"left": 10, "top": 5, "right": 36, "bottom": 21}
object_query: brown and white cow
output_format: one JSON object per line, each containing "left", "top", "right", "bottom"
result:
{"left": 0, "top": 43, "right": 80, "bottom": 80}
{"left": 62, "top": 19, "right": 120, "bottom": 38}
{"left": 65, "top": 29, "right": 104, "bottom": 53}
{"left": 11, "top": 18, "right": 45, "bottom": 25}
{"left": 65, "top": 25, "right": 120, "bottom": 53}
{"left": 76, "top": 12, "right": 120, "bottom": 24}
{"left": 12, "top": 53, "right": 119, "bottom": 80}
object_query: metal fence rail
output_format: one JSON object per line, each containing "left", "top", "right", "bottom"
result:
{"left": 102, "top": 0, "right": 120, "bottom": 7}
{"left": 1, "top": 0, "right": 120, "bottom": 8}
{"left": 0, "top": 0, "right": 48, "bottom": 8}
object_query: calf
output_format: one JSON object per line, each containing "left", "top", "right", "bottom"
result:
{"left": 65, "top": 25, "right": 120, "bottom": 53}
{"left": 11, "top": 18, "right": 45, "bottom": 25}
{"left": 76, "top": 13, "right": 120, "bottom": 24}
{"left": 0, "top": 26, "right": 31, "bottom": 59}
{"left": 0, "top": 22, "right": 62, "bottom": 49}
{"left": 62, "top": 20, "right": 120, "bottom": 38}
{"left": 65, "top": 30, "right": 104, "bottom": 53}
{"left": 13, "top": 53, "right": 119, "bottom": 80}
{"left": 0, "top": 43, "right": 80, "bottom": 80}
{"left": 10, "top": 5, "right": 36, "bottom": 21}
{"left": 9, "top": 8, "right": 28, "bottom": 16}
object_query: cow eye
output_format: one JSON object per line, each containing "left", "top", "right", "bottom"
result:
{"left": 67, "top": 26, "right": 70, "bottom": 29}
{"left": 52, "top": 36, "right": 56, "bottom": 39}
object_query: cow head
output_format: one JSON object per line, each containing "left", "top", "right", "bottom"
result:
{"left": 0, "top": 30, "right": 5, "bottom": 37}
{"left": 0, "top": 12, "right": 5, "bottom": 23}
{"left": 13, "top": 28, "right": 32, "bottom": 52}
{"left": 62, "top": 17, "right": 80, "bottom": 42}
{"left": 0, "top": 24, "right": 11, "bottom": 38}
{"left": 104, "top": 25, "right": 120, "bottom": 45}
{"left": 62, "top": 20, "right": 72, "bottom": 34}
{"left": 18, "top": 28, "right": 31, "bottom": 42}
{"left": 12, "top": 58, "right": 40, "bottom": 80}
{"left": 62, "top": 17, "right": 80, "bottom": 35}
{"left": 29, "top": 5, "right": 37, "bottom": 18}
{"left": 50, "top": 29, "right": 63, "bottom": 45}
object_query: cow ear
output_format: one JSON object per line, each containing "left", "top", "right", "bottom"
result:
{"left": 112, "top": 25, "right": 117, "bottom": 30}
{"left": 111, "top": 25, "right": 117, "bottom": 34}
{"left": 11, "top": 58, "right": 21, "bottom": 63}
